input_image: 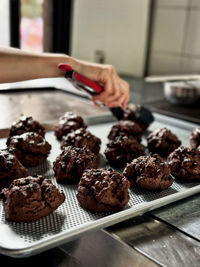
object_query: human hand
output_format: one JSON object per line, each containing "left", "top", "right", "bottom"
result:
{"left": 70, "top": 59, "right": 130, "bottom": 109}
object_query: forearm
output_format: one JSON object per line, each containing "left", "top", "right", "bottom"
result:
{"left": 0, "top": 47, "right": 130, "bottom": 108}
{"left": 0, "top": 47, "right": 75, "bottom": 83}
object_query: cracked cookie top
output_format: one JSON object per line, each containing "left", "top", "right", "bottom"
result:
{"left": 55, "top": 112, "right": 87, "bottom": 140}
{"left": 190, "top": 128, "right": 200, "bottom": 149}
{"left": 53, "top": 146, "right": 98, "bottom": 183}
{"left": 9, "top": 132, "right": 51, "bottom": 155}
{"left": 104, "top": 135, "right": 145, "bottom": 168}
{"left": 8, "top": 132, "right": 51, "bottom": 167}
{"left": 123, "top": 154, "right": 173, "bottom": 191}
{"left": 61, "top": 128, "right": 101, "bottom": 154}
{"left": 7, "top": 116, "right": 45, "bottom": 145}
{"left": 167, "top": 146, "right": 200, "bottom": 181}
{"left": 122, "top": 107, "right": 149, "bottom": 131}
{"left": 147, "top": 127, "right": 181, "bottom": 157}
{"left": 0, "top": 148, "right": 28, "bottom": 189}
{"left": 77, "top": 168, "right": 130, "bottom": 213}
{"left": 1, "top": 175, "right": 65, "bottom": 222}
{"left": 108, "top": 120, "right": 143, "bottom": 142}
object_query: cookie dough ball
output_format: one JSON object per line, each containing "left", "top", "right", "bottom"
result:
{"left": 147, "top": 128, "right": 181, "bottom": 157}
{"left": 53, "top": 146, "right": 98, "bottom": 183}
{"left": 8, "top": 132, "right": 51, "bottom": 167}
{"left": 77, "top": 168, "right": 130, "bottom": 213}
{"left": 0, "top": 149, "right": 28, "bottom": 190}
{"left": 55, "top": 112, "right": 87, "bottom": 140}
{"left": 123, "top": 154, "right": 173, "bottom": 191}
{"left": 190, "top": 128, "right": 200, "bottom": 149}
{"left": 122, "top": 107, "right": 149, "bottom": 131}
{"left": 108, "top": 120, "right": 143, "bottom": 142}
{"left": 0, "top": 175, "right": 65, "bottom": 222}
{"left": 61, "top": 128, "right": 101, "bottom": 154}
{"left": 104, "top": 136, "right": 145, "bottom": 168}
{"left": 7, "top": 116, "right": 45, "bottom": 145}
{"left": 167, "top": 146, "right": 200, "bottom": 181}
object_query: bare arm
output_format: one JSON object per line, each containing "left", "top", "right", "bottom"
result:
{"left": 0, "top": 46, "right": 70, "bottom": 82}
{"left": 0, "top": 47, "right": 129, "bottom": 108}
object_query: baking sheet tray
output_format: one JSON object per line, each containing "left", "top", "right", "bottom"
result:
{"left": 0, "top": 113, "right": 199, "bottom": 258}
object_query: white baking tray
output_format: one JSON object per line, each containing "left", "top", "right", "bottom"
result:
{"left": 0, "top": 113, "right": 199, "bottom": 258}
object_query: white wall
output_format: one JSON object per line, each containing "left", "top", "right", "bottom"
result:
{"left": 71, "top": 0, "right": 150, "bottom": 77}
{"left": 0, "top": 0, "right": 10, "bottom": 46}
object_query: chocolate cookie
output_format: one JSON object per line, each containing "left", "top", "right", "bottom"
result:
{"left": 8, "top": 132, "right": 51, "bottom": 167}
{"left": 0, "top": 175, "right": 65, "bottom": 222}
{"left": 104, "top": 136, "right": 145, "bottom": 168}
{"left": 108, "top": 120, "right": 143, "bottom": 142}
{"left": 77, "top": 168, "right": 130, "bottom": 213}
{"left": 61, "top": 128, "right": 101, "bottom": 154}
{"left": 122, "top": 107, "right": 149, "bottom": 131}
{"left": 123, "top": 154, "right": 173, "bottom": 191}
{"left": 7, "top": 116, "right": 45, "bottom": 145}
{"left": 0, "top": 149, "right": 28, "bottom": 190}
{"left": 53, "top": 146, "right": 98, "bottom": 183}
{"left": 167, "top": 146, "right": 200, "bottom": 181}
{"left": 147, "top": 128, "right": 181, "bottom": 157}
{"left": 190, "top": 128, "right": 200, "bottom": 149}
{"left": 55, "top": 112, "right": 87, "bottom": 140}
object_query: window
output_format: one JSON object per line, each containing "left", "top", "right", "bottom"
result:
{"left": 10, "top": 0, "right": 72, "bottom": 54}
{"left": 20, "top": 0, "right": 43, "bottom": 52}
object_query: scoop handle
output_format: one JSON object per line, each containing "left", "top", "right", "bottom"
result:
{"left": 58, "top": 63, "right": 103, "bottom": 93}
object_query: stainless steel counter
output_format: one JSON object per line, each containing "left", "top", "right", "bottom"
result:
{"left": 0, "top": 77, "right": 200, "bottom": 266}
{"left": 152, "top": 193, "right": 200, "bottom": 241}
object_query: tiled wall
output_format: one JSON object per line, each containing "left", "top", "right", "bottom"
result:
{"left": 149, "top": 0, "right": 200, "bottom": 75}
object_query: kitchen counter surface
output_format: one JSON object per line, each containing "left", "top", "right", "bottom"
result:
{"left": 0, "top": 76, "right": 200, "bottom": 266}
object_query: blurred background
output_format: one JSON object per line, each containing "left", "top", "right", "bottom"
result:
{"left": 1, "top": 0, "right": 200, "bottom": 78}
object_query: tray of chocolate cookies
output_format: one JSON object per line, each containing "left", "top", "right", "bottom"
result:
{"left": 0, "top": 111, "right": 200, "bottom": 258}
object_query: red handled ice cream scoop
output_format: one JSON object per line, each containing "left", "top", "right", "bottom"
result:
{"left": 58, "top": 63, "right": 154, "bottom": 125}
{"left": 58, "top": 63, "right": 103, "bottom": 94}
